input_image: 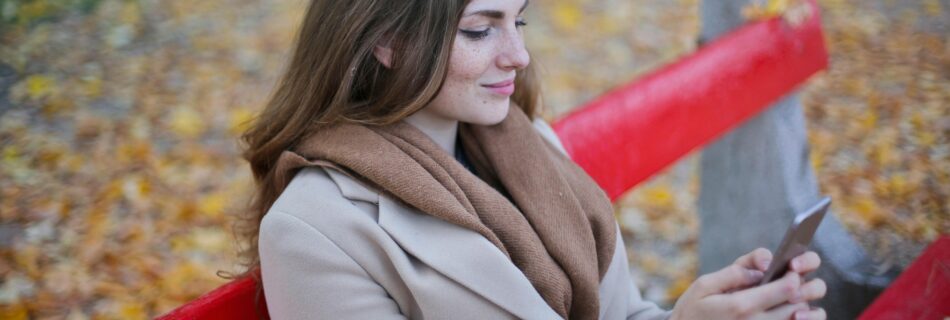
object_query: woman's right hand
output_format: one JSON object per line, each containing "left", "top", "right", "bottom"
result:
{"left": 668, "top": 248, "right": 826, "bottom": 320}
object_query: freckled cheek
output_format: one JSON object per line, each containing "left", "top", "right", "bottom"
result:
{"left": 450, "top": 46, "right": 492, "bottom": 88}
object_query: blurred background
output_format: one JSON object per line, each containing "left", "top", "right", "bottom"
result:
{"left": 0, "top": 0, "right": 946, "bottom": 318}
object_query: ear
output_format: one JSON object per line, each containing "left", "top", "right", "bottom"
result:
{"left": 373, "top": 44, "right": 393, "bottom": 68}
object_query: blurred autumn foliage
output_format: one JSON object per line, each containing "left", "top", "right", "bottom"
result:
{"left": 0, "top": 0, "right": 946, "bottom": 318}
{"left": 801, "top": 0, "right": 948, "bottom": 266}
{"left": 1, "top": 0, "right": 295, "bottom": 317}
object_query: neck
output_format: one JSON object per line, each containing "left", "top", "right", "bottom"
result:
{"left": 404, "top": 109, "right": 458, "bottom": 155}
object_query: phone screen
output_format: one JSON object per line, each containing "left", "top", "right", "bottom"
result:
{"left": 759, "top": 197, "right": 831, "bottom": 285}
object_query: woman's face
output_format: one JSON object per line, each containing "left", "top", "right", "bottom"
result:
{"left": 420, "top": 0, "right": 531, "bottom": 125}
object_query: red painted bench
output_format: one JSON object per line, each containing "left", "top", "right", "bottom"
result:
{"left": 859, "top": 235, "right": 950, "bottom": 320}
{"left": 157, "top": 271, "right": 268, "bottom": 320}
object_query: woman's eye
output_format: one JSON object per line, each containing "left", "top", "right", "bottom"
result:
{"left": 516, "top": 18, "right": 527, "bottom": 27}
{"left": 460, "top": 28, "right": 490, "bottom": 40}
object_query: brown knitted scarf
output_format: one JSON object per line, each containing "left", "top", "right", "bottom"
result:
{"left": 273, "top": 106, "right": 616, "bottom": 319}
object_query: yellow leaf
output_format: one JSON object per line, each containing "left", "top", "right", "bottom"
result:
{"left": 859, "top": 109, "right": 878, "bottom": 131}
{"left": 228, "top": 108, "right": 255, "bottom": 135}
{"left": 742, "top": 0, "right": 811, "bottom": 26}
{"left": 916, "top": 131, "right": 936, "bottom": 147}
{"left": 640, "top": 184, "right": 675, "bottom": 210}
{"left": 80, "top": 76, "right": 103, "bottom": 98}
{"left": 765, "top": 0, "right": 790, "bottom": 14}
{"left": 809, "top": 150, "right": 823, "bottom": 171}
{"left": 160, "top": 262, "right": 214, "bottom": 298}
{"left": 169, "top": 107, "right": 205, "bottom": 139}
{"left": 3, "top": 145, "right": 20, "bottom": 163}
{"left": 138, "top": 177, "right": 152, "bottom": 196}
{"left": 115, "top": 141, "right": 152, "bottom": 164}
{"left": 98, "top": 180, "right": 124, "bottom": 204}
{"left": 16, "top": 0, "right": 53, "bottom": 24}
{"left": 176, "top": 200, "right": 198, "bottom": 221}
{"left": 924, "top": 0, "right": 942, "bottom": 16}
{"left": 666, "top": 275, "right": 692, "bottom": 301}
{"left": 885, "top": 174, "right": 913, "bottom": 199}
{"left": 13, "top": 246, "right": 41, "bottom": 279}
{"left": 116, "top": 300, "right": 148, "bottom": 320}
{"left": 170, "top": 234, "right": 192, "bottom": 253}
{"left": 25, "top": 75, "right": 55, "bottom": 100}
{"left": 122, "top": 175, "right": 148, "bottom": 205}
{"left": 0, "top": 303, "right": 29, "bottom": 320}
{"left": 553, "top": 3, "right": 581, "bottom": 30}
{"left": 742, "top": 1, "right": 779, "bottom": 21}
{"left": 850, "top": 198, "right": 885, "bottom": 227}
{"left": 120, "top": 1, "right": 142, "bottom": 26}
{"left": 869, "top": 142, "right": 899, "bottom": 167}
{"left": 198, "top": 192, "right": 227, "bottom": 218}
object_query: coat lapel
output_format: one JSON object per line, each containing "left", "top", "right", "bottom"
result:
{"left": 377, "top": 195, "right": 561, "bottom": 320}
{"left": 325, "top": 167, "right": 561, "bottom": 319}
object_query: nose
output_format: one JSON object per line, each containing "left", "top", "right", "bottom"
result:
{"left": 497, "top": 30, "right": 530, "bottom": 71}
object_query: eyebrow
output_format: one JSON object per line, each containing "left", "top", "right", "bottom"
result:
{"left": 464, "top": 0, "right": 529, "bottom": 19}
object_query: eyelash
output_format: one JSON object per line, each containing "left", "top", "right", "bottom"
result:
{"left": 460, "top": 19, "right": 527, "bottom": 41}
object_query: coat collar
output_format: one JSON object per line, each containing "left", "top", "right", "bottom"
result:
{"left": 324, "top": 168, "right": 378, "bottom": 204}
{"left": 323, "top": 168, "right": 560, "bottom": 320}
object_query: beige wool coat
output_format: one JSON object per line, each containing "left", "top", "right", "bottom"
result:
{"left": 258, "top": 119, "right": 672, "bottom": 320}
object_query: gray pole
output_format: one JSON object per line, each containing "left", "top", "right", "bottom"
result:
{"left": 696, "top": 1, "right": 895, "bottom": 319}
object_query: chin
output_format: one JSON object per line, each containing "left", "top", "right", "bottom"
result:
{"left": 470, "top": 99, "right": 510, "bottom": 126}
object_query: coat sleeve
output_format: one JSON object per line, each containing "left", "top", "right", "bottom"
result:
{"left": 259, "top": 210, "right": 408, "bottom": 320}
{"left": 617, "top": 234, "right": 672, "bottom": 320}
{"left": 600, "top": 226, "right": 673, "bottom": 320}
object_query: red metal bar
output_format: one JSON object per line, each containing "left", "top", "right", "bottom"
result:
{"left": 859, "top": 235, "right": 950, "bottom": 320}
{"left": 156, "top": 272, "right": 269, "bottom": 320}
{"left": 552, "top": 0, "right": 828, "bottom": 200}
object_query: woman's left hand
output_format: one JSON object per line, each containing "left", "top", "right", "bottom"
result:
{"left": 669, "top": 248, "right": 827, "bottom": 320}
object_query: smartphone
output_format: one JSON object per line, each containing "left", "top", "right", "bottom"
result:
{"left": 759, "top": 196, "right": 831, "bottom": 285}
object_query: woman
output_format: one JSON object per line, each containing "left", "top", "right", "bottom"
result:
{"left": 239, "top": 0, "right": 827, "bottom": 319}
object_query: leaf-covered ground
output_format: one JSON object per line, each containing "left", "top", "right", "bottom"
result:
{"left": 0, "top": 0, "right": 946, "bottom": 318}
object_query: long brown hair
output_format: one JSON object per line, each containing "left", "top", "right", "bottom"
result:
{"left": 236, "top": 0, "right": 541, "bottom": 275}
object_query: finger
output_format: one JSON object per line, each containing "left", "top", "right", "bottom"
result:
{"left": 693, "top": 264, "right": 764, "bottom": 296}
{"left": 790, "top": 251, "right": 821, "bottom": 274}
{"left": 800, "top": 279, "right": 826, "bottom": 302}
{"left": 756, "top": 302, "right": 809, "bottom": 320}
{"left": 728, "top": 272, "right": 802, "bottom": 311}
{"left": 793, "top": 307, "right": 827, "bottom": 320}
{"left": 734, "top": 248, "right": 773, "bottom": 271}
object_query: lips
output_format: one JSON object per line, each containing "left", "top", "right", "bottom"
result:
{"left": 482, "top": 78, "right": 516, "bottom": 96}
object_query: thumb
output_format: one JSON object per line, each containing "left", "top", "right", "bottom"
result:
{"left": 693, "top": 264, "right": 764, "bottom": 296}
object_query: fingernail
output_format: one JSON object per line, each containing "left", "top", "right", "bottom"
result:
{"left": 761, "top": 259, "right": 771, "bottom": 270}
{"left": 749, "top": 269, "right": 764, "bottom": 281}
{"left": 791, "top": 258, "right": 800, "bottom": 271}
